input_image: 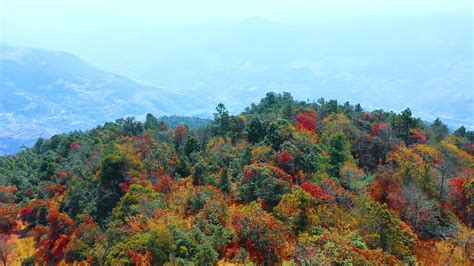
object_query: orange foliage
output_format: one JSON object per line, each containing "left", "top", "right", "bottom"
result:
{"left": 32, "top": 205, "right": 76, "bottom": 263}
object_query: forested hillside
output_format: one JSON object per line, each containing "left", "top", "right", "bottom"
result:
{"left": 0, "top": 92, "right": 472, "bottom": 265}
{"left": 0, "top": 45, "right": 209, "bottom": 155}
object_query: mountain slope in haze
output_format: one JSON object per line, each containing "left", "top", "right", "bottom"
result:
{"left": 2, "top": 14, "right": 473, "bottom": 154}
{"left": 0, "top": 45, "right": 208, "bottom": 155}
{"left": 70, "top": 16, "right": 473, "bottom": 128}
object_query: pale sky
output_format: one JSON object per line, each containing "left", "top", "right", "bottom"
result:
{"left": 0, "top": 0, "right": 472, "bottom": 54}
{"left": 1, "top": 0, "right": 472, "bottom": 34}
{"left": 0, "top": 0, "right": 472, "bottom": 130}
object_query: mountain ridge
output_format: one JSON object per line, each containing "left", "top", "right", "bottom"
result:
{"left": 0, "top": 45, "right": 210, "bottom": 155}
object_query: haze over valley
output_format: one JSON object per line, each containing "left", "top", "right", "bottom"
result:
{"left": 0, "top": 1, "right": 472, "bottom": 154}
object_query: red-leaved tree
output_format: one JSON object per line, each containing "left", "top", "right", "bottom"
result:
{"left": 296, "top": 111, "right": 317, "bottom": 131}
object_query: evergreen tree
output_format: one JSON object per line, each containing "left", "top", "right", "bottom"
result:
{"left": 193, "top": 162, "right": 205, "bottom": 186}
{"left": 219, "top": 168, "right": 231, "bottom": 194}
{"left": 210, "top": 103, "right": 230, "bottom": 137}
{"left": 229, "top": 115, "right": 246, "bottom": 142}
{"left": 391, "top": 108, "right": 417, "bottom": 143}
{"left": 361, "top": 200, "right": 416, "bottom": 260}
{"left": 430, "top": 118, "right": 449, "bottom": 144}
{"left": 282, "top": 101, "right": 294, "bottom": 120}
{"left": 265, "top": 118, "right": 294, "bottom": 150}
{"left": 327, "top": 131, "right": 352, "bottom": 178}
{"left": 144, "top": 113, "right": 159, "bottom": 131}
{"left": 453, "top": 126, "right": 466, "bottom": 138}
{"left": 247, "top": 117, "right": 264, "bottom": 143}
{"left": 95, "top": 151, "right": 130, "bottom": 224}
{"left": 184, "top": 135, "right": 200, "bottom": 157}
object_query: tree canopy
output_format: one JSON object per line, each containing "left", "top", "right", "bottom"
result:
{"left": 0, "top": 92, "right": 472, "bottom": 265}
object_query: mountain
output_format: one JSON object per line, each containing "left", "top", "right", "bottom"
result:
{"left": 0, "top": 45, "right": 209, "bottom": 155}
{"left": 67, "top": 16, "right": 473, "bottom": 129}
{"left": 1, "top": 16, "right": 472, "bottom": 153}
{"left": 0, "top": 92, "right": 472, "bottom": 265}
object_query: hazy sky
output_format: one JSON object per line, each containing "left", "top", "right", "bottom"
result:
{"left": 1, "top": 0, "right": 472, "bottom": 50}
{"left": 0, "top": 0, "right": 472, "bottom": 132}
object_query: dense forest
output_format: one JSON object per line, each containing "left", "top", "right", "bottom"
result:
{"left": 0, "top": 92, "right": 472, "bottom": 265}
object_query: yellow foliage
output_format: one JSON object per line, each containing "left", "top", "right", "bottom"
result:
{"left": 8, "top": 236, "right": 35, "bottom": 266}
{"left": 166, "top": 177, "right": 193, "bottom": 216}
{"left": 439, "top": 140, "right": 474, "bottom": 166}
{"left": 413, "top": 144, "right": 441, "bottom": 163}
{"left": 294, "top": 126, "right": 319, "bottom": 145}
{"left": 415, "top": 226, "right": 473, "bottom": 265}
{"left": 321, "top": 113, "right": 352, "bottom": 139}
{"left": 251, "top": 145, "right": 276, "bottom": 163}
{"left": 387, "top": 145, "right": 428, "bottom": 184}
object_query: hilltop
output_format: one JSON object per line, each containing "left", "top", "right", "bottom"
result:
{"left": 0, "top": 92, "right": 472, "bottom": 265}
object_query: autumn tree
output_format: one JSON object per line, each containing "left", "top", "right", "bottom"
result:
{"left": 112, "top": 184, "right": 165, "bottom": 220}
{"left": 274, "top": 186, "right": 332, "bottom": 233}
{"left": 448, "top": 174, "right": 473, "bottom": 227}
{"left": 174, "top": 125, "right": 190, "bottom": 147}
{"left": 194, "top": 198, "right": 234, "bottom": 261}
{"left": 378, "top": 145, "right": 459, "bottom": 239}
{"left": 360, "top": 200, "right": 416, "bottom": 261}
{"left": 250, "top": 145, "right": 276, "bottom": 164}
{"left": 63, "top": 213, "right": 103, "bottom": 263}
{"left": 278, "top": 124, "right": 324, "bottom": 182}
{"left": 295, "top": 110, "right": 317, "bottom": 131}
{"left": 106, "top": 221, "right": 173, "bottom": 265}
{"left": 231, "top": 202, "right": 288, "bottom": 264}
{"left": 437, "top": 141, "right": 473, "bottom": 202}
{"left": 32, "top": 205, "right": 75, "bottom": 264}
{"left": 0, "top": 235, "right": 14, "bottom": 266}
{"left": 0, "top": 203, "right": 18, "bottom": 234}
{"left": 339, "top": 162, "right": 367, "bottom": 191}
{"left": 0, "top": 186, "right": 18, "bottom": 234}
{"left": 238, "top": 163, "right": 291, "bottom": 208}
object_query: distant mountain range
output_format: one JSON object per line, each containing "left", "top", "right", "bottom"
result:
{"left": 69, "top": 17, "right": 472, "bottom": 128}
{"left": 1, "top": 16, "right": 472, "bottom": 154}
{"left": 0, "top": 45, "right": 210, "bottom": 155}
